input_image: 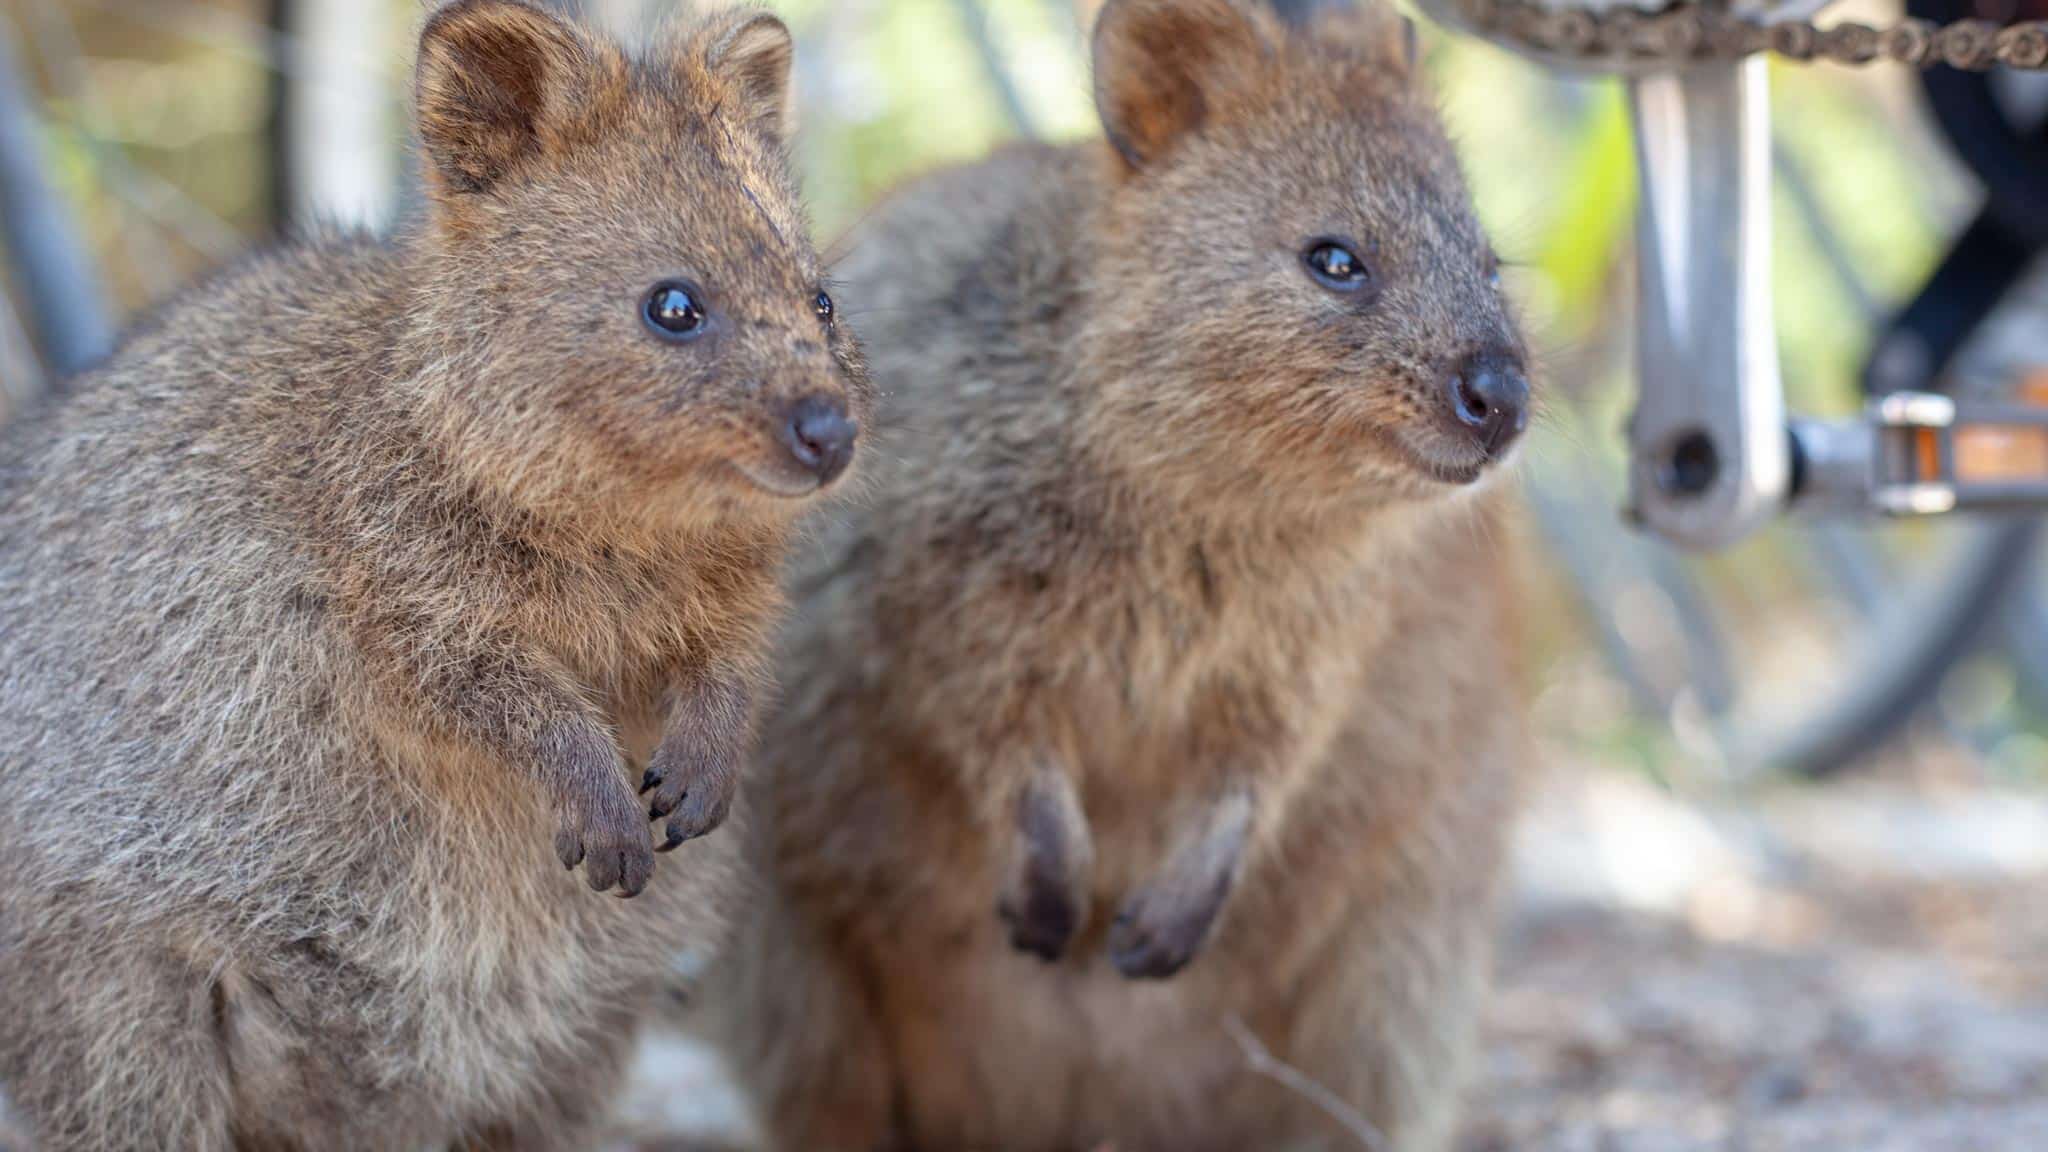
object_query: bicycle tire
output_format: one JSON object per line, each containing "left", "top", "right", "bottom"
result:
{"left": 1755, "top": 517, "right": 2040, "bottom": 776}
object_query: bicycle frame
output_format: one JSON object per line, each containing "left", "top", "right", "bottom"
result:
{"left": 1421, "top": 0, "right": 2048, "bottom": 548}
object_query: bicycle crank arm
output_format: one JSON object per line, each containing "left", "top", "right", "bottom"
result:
{"left": 1791, "top": 389, "right": 2048, "bottom": 515}
{"left": 1624, "top": 58, "right": 1792, "bottom": 548}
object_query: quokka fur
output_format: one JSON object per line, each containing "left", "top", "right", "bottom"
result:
{"left": 706, "top": 1, "right": 1532, "bottom": 1149}
{"left": 0, "top": 2, "right": 868, "bottom": 1148}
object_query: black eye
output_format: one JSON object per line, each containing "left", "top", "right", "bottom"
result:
{"left": 1304, "top": 240, "right": 1372, "bottom": 292}
{"left": 1486, "top": 256, "right": 1503, "bottom": 289}
{"left": 815, "top": 290, "right": 835, "bottom": 325}
{"left": 644, "top": 280, "right": 708, "bottom": 341}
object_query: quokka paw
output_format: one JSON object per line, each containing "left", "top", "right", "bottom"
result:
{"left": 554, "top": 787, "right": 656, "bottom": 898}
{"left": 1106, "top": 869, "right": 1233, "bottom": 979}
{"left": 1108, "top": 790, "right": 1253, "bottom": 979}
{"left": 639, "top": 748, "right": 738, "bottom": 852}
{"left": 998, "top": 859, "right": 1086, "bottom": 962}
{"left": 996, "top": 770, "right": 1093, "bottom": 961}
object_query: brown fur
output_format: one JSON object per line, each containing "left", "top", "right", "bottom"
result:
{"left": 707, "top": 1, "right": 1528, "bottom": 1149}
{"left": 0, "top": 3, "right": 868, "bottom": 1148}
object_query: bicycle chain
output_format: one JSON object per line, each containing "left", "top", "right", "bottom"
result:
{"left": 1464, "top": 0, "right": 2048, "bottom": 68}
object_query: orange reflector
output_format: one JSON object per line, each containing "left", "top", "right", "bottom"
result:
{"left": 1915, "top": 427, "right": 1942, "bottom": 480}
{"left": 1956, "top": 370, "right": 2048, "bottom": 481}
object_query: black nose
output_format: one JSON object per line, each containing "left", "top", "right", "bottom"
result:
{"left": 1444, "top": 355, "right": 1529, "bottom": 457}
{"left": 779, "top": 395, "right": 857, "bottom": 485}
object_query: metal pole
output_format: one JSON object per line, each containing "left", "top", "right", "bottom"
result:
{"left": 0, "top": 15, "right": 112, "bottom": 383}
{"left": 283, "top": 0, "right": 396, "bottom": 230}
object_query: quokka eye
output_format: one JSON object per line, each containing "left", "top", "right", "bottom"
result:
{"left": 1486, "top": 254, "right": 1504, "bottom": 289}
{"left": 815, "top": 290, "right": 835, "bottom": 325}
{"left": 644, "top": 280, "right": 709, "bottom": 341}
{"left": 1303, "top": 239, "right": 1373, "bottom": 293}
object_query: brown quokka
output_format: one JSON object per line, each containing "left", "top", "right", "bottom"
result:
{"left": 0, "top": 2, "right": 868, "bottom": 1148}
{"left": 707, "top": 1, "right": 1529, "bottom": 1149}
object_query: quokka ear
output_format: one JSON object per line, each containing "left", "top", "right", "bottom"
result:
{"left": 1091, "top": 0, "right": 1273, "bottom": 170}
{"left": 691, "top": 7, "right": 797, "bottom": 143}
{"left": 415, "top": 0, "right": 599, "bottom": 196}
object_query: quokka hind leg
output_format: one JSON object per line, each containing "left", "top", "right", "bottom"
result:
{"left": 1268, "top": 897, "right": 1498, "bottom": 1152}
{"left": 0, "top": 943, "right": 236, "bottom": 1152}
{"left": 711, "top": 900, "right": 896, "bottom": 1152}
{"left": 455, "top": 998, "right": 649, "bottom": 1152}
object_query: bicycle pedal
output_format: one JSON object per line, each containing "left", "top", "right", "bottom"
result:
{"left": 1871, "top": 387, "right": 2048, "bottom": 513}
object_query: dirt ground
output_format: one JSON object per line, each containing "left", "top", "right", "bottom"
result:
{"left": 1463, "top": 771, "right": 2048, "bottom": 1152}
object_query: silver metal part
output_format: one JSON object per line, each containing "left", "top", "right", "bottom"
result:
{"left": 1787, "top": 418, "right": 1877, "bottom": 512}
{"left": 1624, "top": 59, "right": 1790, "bottom": 549}
{"left": 1876, "top": 485, "right": 1964, "bottom": 516}
{"left": 1875, "top": 391, "right": 1956, "bottom": 429}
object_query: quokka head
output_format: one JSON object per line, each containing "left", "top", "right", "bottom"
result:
{"left": 406, "top": 0, "right": 869, "bottom": 529}
{"left": 1082, "top": 0, "right": 1529, "bottom": 510}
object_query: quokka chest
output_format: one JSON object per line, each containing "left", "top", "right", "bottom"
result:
{"left": 1044, "top": 587, "right": 1362, "bottom": 733}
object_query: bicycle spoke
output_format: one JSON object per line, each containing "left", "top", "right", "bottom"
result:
{"left": 1774, "top": 135, "right": 1880, "bottom": 325}
{"left": 952, "top": 0, "right": 1039, "bottom": 139}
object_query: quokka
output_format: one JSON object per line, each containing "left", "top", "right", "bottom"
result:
{"left": 708, "top": 1, "right": 1530, "bottom": 1149}
{"left": 0, "top": 2, "right": 867, "bottom": 1147}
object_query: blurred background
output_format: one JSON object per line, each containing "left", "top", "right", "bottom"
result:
{"left": 0, "top": 0, "right": 2043, "bottom": 1147}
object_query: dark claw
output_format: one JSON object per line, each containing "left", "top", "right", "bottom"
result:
{"left": 1106, "top": 792, "right": 1249, "bottom": 981}
{"left": 1109, "top": 926, "right": 1195, "bottom": 980}
{"left": 1106, "top": 871, "right": 1234, "bottom": 981}
{"left": 648, "top": 791, "right": 680, "bottom": 821}
{"left": 659, "top": 787, "right": 732, "bottom": 847}
{"left": 1109, "top": 903, "right": 1190, "bottom": 977}
{"left": 657, "top": 825, "right": 689, "bottom": 853}
{"left": 1000, "top": 879, "right": 1080, "bottom": 963}
{"left": 639, "top": 768, "right": 663, "bottom": 795}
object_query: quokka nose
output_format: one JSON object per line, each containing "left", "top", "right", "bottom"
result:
{"left": 779, "top": 395, "right": 857, "bottom": 485}
{"left": 1444, "top": 354, "right": 1530, "bottom": 457}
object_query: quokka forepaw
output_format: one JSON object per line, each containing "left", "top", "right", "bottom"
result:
{"left": 996, "top": 770, "right": 1094, "bottom": 961}
{"left": 639, "top": 729, "right": 739, "bottom": 852}
{"left": 1108, "top": 790, "right": 1253, "bottom": 979}
{"left": 555, "top": 783, "right": 656, "bottom": 898}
